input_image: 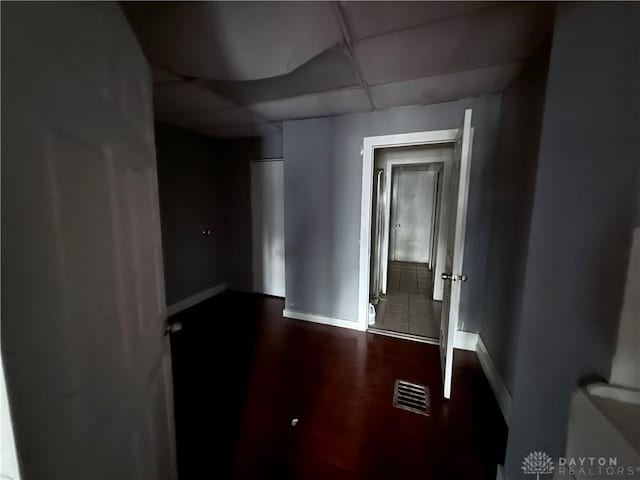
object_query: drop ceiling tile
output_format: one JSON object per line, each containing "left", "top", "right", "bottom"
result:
{"left": 249, "top": 88, "right": 371, "bottom": 121}
{"left": 340, "top": 1, "right": 492, "bottom": 40}
{"left": 371, "top": 63, "right": 523, "bottom": 110}
{"left": 123, "top": 2, "right": 342, "bottom": 81}
{"left": 203, "top": 44, "right": 360, "bottom": 105}
{"left": 355, "top": 3, "right": 552, "bottom": 85}
{"left": 156, "top": 106, "right": 267, "bottom": 131}
{"left": 154, "top": 82, "right": 234, "bottom": 115}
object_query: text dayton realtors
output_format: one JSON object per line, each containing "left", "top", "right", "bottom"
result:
{"left": 557, "top": 456, "right": 639, "bottom": 477}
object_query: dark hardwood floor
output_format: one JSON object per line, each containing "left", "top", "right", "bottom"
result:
{"left": 169, "top": 292, "right": 506, "bottom": 480}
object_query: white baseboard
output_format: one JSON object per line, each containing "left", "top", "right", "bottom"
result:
{"left": 167, "top": 283, "right": 227, "bottom": 316}
{"left": 368, "top": 327, "right": 440, "bottom": 346}
{"left": 281, "top": 309, "right": 480, "bottom": 346}
{"left": 477, "top": 335, "right": 512, "bottom": 423}
{"left": 282, "top": 309, "right": 365, "bottom": 331}
{"left": 454, "top": 330, "right": 478, "bottom": 351}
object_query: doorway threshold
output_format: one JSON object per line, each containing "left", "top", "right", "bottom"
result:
{"left": 368, "top": 327, "right": 439, "bottom": 346}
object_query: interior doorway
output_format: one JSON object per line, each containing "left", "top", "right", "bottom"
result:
{"left": 369, "top": 146, "right": 452, "bottom": 342}
{"left": 359, "top": 109, "right": 475, "bottom": 399}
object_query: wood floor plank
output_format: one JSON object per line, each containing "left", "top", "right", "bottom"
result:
{"left": 170, "top": 292, "right": 506, "bottom": 479}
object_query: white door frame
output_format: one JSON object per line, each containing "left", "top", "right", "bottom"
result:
{"left": 429, "top": 171, "right": 441, "bottom": 271}
{"left": 1, "top": 348, "right": 21, "bottom": 480}
{"left": 358, "top": 129, "right": 458, "bottom": 330}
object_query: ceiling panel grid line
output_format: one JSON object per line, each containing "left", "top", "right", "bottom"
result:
{"left": 332, "top": 2, "right": 376, "bottom": 111}
{"left": 126, "top": 2, "right": 553, "bottom": 138}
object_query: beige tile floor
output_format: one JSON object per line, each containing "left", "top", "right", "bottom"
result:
{"left": 373, "top": 261, "right": 442, "bottom": 338}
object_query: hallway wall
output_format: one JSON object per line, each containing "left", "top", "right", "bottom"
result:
{"left": 375, "top": 146, "right": 452, "bottom": 299}
{"left": 503, "top": 3, "right": 640, "bottom": 477}
{"left": 480, "top": 54, "right": 549, "bottom": 394}
{"left": 156, "top": 123, "right": 228, "bottom": 305}
{"left": 218, "top": 135, "right": 283, "bottom": 293}
{"left": 283, "top": 96, "right": 502, "bottom": 331}
{"left": 156, "top": 126, "right": 282, "bottom": 303}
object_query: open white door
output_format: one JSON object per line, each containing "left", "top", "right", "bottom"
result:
{"left": 440, "top": 109, "right": 473, "bottom": 399}
{"left": 1, "top": 4, "right": 176, "bottom": 478}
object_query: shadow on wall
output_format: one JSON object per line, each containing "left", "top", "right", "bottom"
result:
{"left": 480, "top": 52, "right": 550, "bottom": 394}
{"left": 155, "top": 122, "right": 283, "bottom": 304}
{"left": 218, "top": 134, "right": 283, "bottom": 293}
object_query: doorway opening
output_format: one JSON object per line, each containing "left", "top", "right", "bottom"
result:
{"left": 358, "top": 110, "right": 474, "bottom": 399}
{"left": 369, "top": 145, "right": 452, "bottom": 343}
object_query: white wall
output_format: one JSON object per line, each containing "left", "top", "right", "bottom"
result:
{"left": 251, "top": 160, "right": 286, "bottom": 297}
{"left": 389, "top": 168, "right": 436, "bottom": 264}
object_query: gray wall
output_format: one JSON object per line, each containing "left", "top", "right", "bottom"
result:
{"left": 156, "top": 126, "right": 280, "bottom": 301}
{"left": 156, "top": 123, "right": 228, "bottom": 305}
{"left": 283, "top": 96, "right": 502, "bottom": 330}
{"left": 504, "top": 3, "right": 640, "bottom": 477}
{"left": 218, "top": 151, "right": 253, "bottom": 292}
{"left": 480, "top": 55, "right": 549, "bottom": 393}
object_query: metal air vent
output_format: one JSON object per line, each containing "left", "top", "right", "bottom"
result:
{"left": 393, "top": 379, "right": 430, "bottom": 415}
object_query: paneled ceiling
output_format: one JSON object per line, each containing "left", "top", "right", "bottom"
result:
{"left": 123, "top": 2, "right": 553, "bottom": 138}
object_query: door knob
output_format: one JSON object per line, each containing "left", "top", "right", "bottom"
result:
{"left": 395, "top": 223, "right": 401, "bottom": 228}
{"left": 164, "top": 322, "right": 182, "bottom": 336}
{"left": 441, "top": 273, "right": 467, "bottom": 282}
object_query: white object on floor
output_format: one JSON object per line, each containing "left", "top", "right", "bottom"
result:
{"left": 368, "top": 303, "right": 376, "bottom": 325}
